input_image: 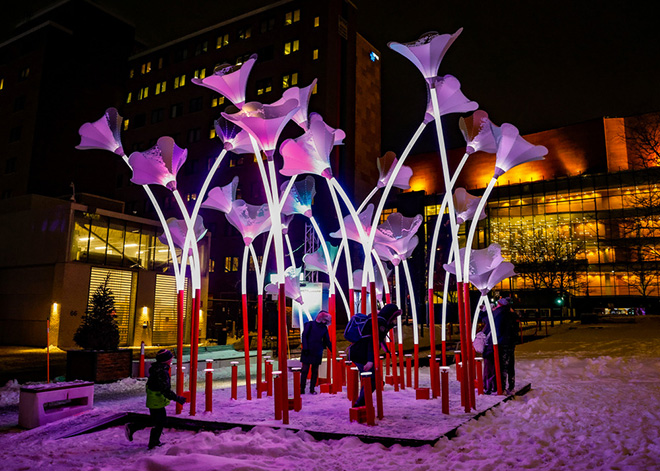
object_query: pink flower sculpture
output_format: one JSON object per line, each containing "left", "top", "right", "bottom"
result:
{"left": 157, "top": 216, "right": 207, "bottom": 252}
{"left": 279, "top": 79, "right": 317, "bottom": 131}
{"left": 494, "top": 123, "right": 548, "bottom": 178}
{"left": 459, "top": 110, "right": 500, "bottom": 155}
{"left": 388, "top": 29, "right": 463, "bottom": 81}
{"left": 377, "top": 151, "right": 413, "bottom": 190}
{"left": 225, "top": 200, "right": 272, "bottom": 246}
{"left": 128, "top": 137, "right": 187, "bottom": 191}
{"left": 444, "top": 244, "right": 504, "bottom": 280}
{"left": 265, "top": 266, "right": 303, "bottom": 304}
{"left": 202, "top": 176, "right": 239, "bottom": 214}
{"left": 374, "top": 212, "right": 423, "bottom": 257}
{"left": 303, "top": 242, "right": 338, "bottom": 274}
{"left": 469, "top": 262, "right": 517, "bottom": 295}
{"left": 191, "top": 54, "right": 257, "bottom": 109}
{"left": 427, "top": 75, "right": 478, "bottom": 116}
{"left": 281, "top": 176, "right": 316, "bottom": 218}
{"left": 374, "top": 235, "right": 418, "bottom": 266}
{"left": 281, "top": 214, "right": 295, "bottom": 235}
{"left": 453, "top": 187, "right": 486, "bottom": 225}
{"left": 214, "top": 117, "right": 254, "bottom": 154}
{"left": 221, "top": 99, "right": 299, "bottom": 158}
{"left": 329, "top": 204, "right": 374, "bottom": 243}
{"left": 280, "top": 113, "right": 343, "bottom": 178}
{"left": 76, "top": 107, "right": 124, "bottom": 155}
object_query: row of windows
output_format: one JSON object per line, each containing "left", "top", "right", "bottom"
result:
{"left": 0, "top": 67, "right": 30, "bottom": 91}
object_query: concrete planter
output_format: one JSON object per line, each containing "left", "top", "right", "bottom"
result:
{"left": 66, "top": 349, "right": 132, "bottom": 383}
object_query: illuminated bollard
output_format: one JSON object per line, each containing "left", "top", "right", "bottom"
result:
{"left": 230, "top": 361, "right": 239, "bottom": 400}
{"left": 440, "top": 366, "right": 450, "bottom": 414}
{"left": 458, "top": 363, "right": 465, "bottom": 407}
{"left": 348, "top": 366, "right": 359, "bottom": 403}
{"left": 391, "top": 348, "right": 399, "bottom": 392}
{"left": 139, "top": 341, "right": 146, "bottom": 378}
{"left": 273, "top": 371, "right": 282, "bottom": 421}
{"left": 475, "top": 357, "right": 484, "bottom": 395}
{"left": 454, "top": 351, "right": 461, "bottom": 381}
{"left": 261, "top": 355, "right": 270, "bottom": 396}
{"left": 292, "top": 367, "right": 302, "bottom": 412}
{"left": 334, "top": 357, "right": 343, "bottom": 394}
{"left": 265, "top": 360, "right": 273, "bottom": 397}
{"left": 339, "top": 355, "right": 347, "bottom": 387}
{"left": 433, "top": 356, "right": 442, "bottom": 399}
{"left": 362, "top": 371, "right": 375, "bottom": 426}
{"left": 204, "top": 360, "right": 213, "bottom": 412}
{"left": 405, "top": 354, "right": 412, "bottom": 388}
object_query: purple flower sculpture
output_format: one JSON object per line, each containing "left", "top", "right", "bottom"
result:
{"left": 374, "top": 212, "right": 423, "bottom": 258}
{"left": 377, "top": 151, "right": 413, "bottom": 190}
{"left": 281, "top": 176, "right": 316, "bottom": 218}
{"left": 128, "top": 137, "right": 187, "bottom": 191}
{"left": 469, "top": 262, "right": 517, "bottom": 295}
{"left": 329, "top": 204, "right": 374, "bottom": 243}
{"left": 374, "top": 235, "right": 418, "bottom": 266}
{"left": 279, "top": 79, "right": 317, "bottom": 131}
{"left": 427, "top": 75, "right": 478, "bottom": 116}
{"left": 225, "top": 200, "right": 272, "bottom": 246}
{"left": 281, "top": 214, "right": 295, "bottom": 235}
{"left": 388, "top": 29, "right": 463, "bottom": 81}
{"left": 76, "top": 107, "right": 124, "bottom": 155}
{"left": 191, "top": 54, "right": 257, "bottom": 109}
{"left": 494, "top": 123, "right": 548, "bottom": 178}
{"left": 444, "top": 244, "right": 504, "bottom": 280}
{"left": 303, "top": 242, "right": 339, "bottom": 274}
{"left": 453, "top": 188, "right": 486, "bottom": 225}
{"left": 202, "top": 176, "right": 239, "bottom": 214}
{"left": 214, "top": 117, "right": 254, "bottom": 155}
{"left": 265, "top": 266, "right": 304, "bottom": 304}
{"left": 280, "top": 113, "right": 343, "bottom": 178}
{"left": 221, "top": 99, "right": 299, "bottom": 158}
{"left": 459, "top": 110, "right": 500, "bottom": 155}
{"left": 157, "top": 216, "right": 207, "bottom": 253}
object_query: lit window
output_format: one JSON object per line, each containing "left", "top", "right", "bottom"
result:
{"left": 312, "top": 82, "right": 318, "bottom": 94}
{"left": 123, "top": 119, "right": 130, "bottom": 131}
{"left": 238, "top": 27, "right": 252, "bottom": 40}
{"left": 314, "top": 16, "right": 320, "bottom": 27}
{"left": 19, "top": 67, "right": 29, "bottom": 80}
{"left": 225, "top": 256, "right": 239, "bottom": 272}
{"left": 186, "top": 193, "right": 198, "bottom": 202}
{"left": 138, "top": 86, "right": 149, "bottom": 100}
{"left": 155, "top": 80, "right": 167, "bottom": 95}
{"left": 211, "top": 96, "right": 225, "bottom": 107}
{"left": 126, "top": 92, "right": 132, "bottom": 104}
{"left": 284, "top": 40, "right": 300, "bottom": 55}
{"left": 292, "top": 72, "right": 298, "bottom": 86}
{"left": 129, "top": 69, "right": 134, "bottom": 78}
{"left": 141, "top": 61, "right": 152, "bottom": 74}
{"left": 313, "top": 49, "right": 319, "bottom": 60}
{"left": 282, "top": 75, "right": 290, "bottom": 89}
{"left": 193, "top": 68, "right": 206, "bottom": 79}
{"left": 285, "top": 9, "right": 300, "bottom": 25}
{"left": 256, "top": 78, "right": 272, "bottom": 95}
{"left": 209, "top": 259, "right": 215, "bottom": 273}
{"left": 173, "top": 75, "right": 186, "bottom": 88}
{"left": 0, "top": 77, "right": 4, "bottom": 90}
{"left": 209, "top": 127, "right": 217, "bottom": 139}
{"left": 195, "top": 41, "right": 208, "bottom": 55}
{"left": 216, "top": 34, "right": 229, "bottom": 48}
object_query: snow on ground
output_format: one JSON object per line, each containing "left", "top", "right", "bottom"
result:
{"left": 1, "top": 317, "right": 660, "bottom": 470}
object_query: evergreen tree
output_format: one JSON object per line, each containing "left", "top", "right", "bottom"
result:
{"left": 73, "top": 275, "right": 120, "bottom": 350}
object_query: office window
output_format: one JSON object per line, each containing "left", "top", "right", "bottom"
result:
{"left": 195, "top": 41, "right": 208, "bottom": 56}
{"left": 186, "top": 193, "right": 198, "bottom": 202}
{"left": 282, "top": 73, "right": 298, "bottom": 90}
{"left": 236, "top": 54, "right": 252, "bottom": 65}
{"left": 216, "top": 34, "right": 229, "bottom": 48}
{"left": 128, "top": 69, "right": 134, "bottom": 79}
{"left": 171, "top": 103, "right": 183, "bottom": 118}
{"left": 123, "top": 118, "right": 130, "bottom": 131}
{"left": 140, "top": 61, "right": 152, "bottom": 74}
{"left": 19, "top": 67, "right": 30, "bottom": 81}
{"left": 312, "top": 82, "right": 318, "bottom": 94}
{"left": 209, "top": 259, "right": 215, "bottom": 273}
{"left": 314, "top": 16, "right": 320, "bottom": 27}
{"left": 225, "top": 256, "right": 239, "bottom": 272}
{"left": 0, "top": 77, "right": 3, "bottom": 90}
{"left": 138, "top": 86, "right": 149, "bottom": 100}
{"left": 260, "top": 18, "right": 275, "bottom": 33}
{"left": 238, "top": 27, "right": 252, "bottom": 40}
{"left": 256, "top": 78, "right": 272, "bottom": 95}
{"left": 151, "top": 108, "right": 164, "bottom": 124}
{"left": 173, "top": 74, "right": 186, "bottom": 89}
{"left": 285, "top": 9, "right": 300, "bottom": 25}
{"left": 211, "top": 96, "right": 225, "bottom": 107}
{"left": 193, "top": 68, "right": 206, "bottom": 79}
{"left": 155, "top": 81, "right": 167, "bottom": 95}
{"left": 209, "top": 127, "right": 217, "bottom": 139}
{"left": 313, "top": 49, "right": 319, "bottom": 60}
{"left": 126, "top": 92, "right": 132, "bottom": 104}
{"left": 189, "top": 96, "right": 203, "bottom": 112}
{"left": 9, "top": 126, "right": 22, "bottom": 142}
{"left": 284, "top": 39, "right": 300, "bottom": 55}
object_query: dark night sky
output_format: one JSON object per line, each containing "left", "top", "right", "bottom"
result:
{"left": 3, "top": 0, "right": 660, "bottom": 153}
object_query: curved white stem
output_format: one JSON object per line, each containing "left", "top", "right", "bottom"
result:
{"left": 241, "top": 245, "right": 250, "bottom": 296}
{"left": 326, "top": 180, "right": 355, "bottom": 292}
{"left": 395, "top": 265, "right": 403, "bottom": 344}
{"left": 309, "top": 217, "right": 336, "bottom": 296}
{"left": 172, "top": 190, "right": 202, "bottom": 291}
{"left": 248, "top": 244, "right": 264, "bottom": 291}
{"left": 402, "top": 259, "right": 419, "bottom": 344}
{"left": 370, "top": 249, "right": 391, "bottom": 299}
{"left": 462, "top": 177, "right": 498, "bottom": 285}
{"left": 357, "top": 186, "right": 380, "bottom": 214}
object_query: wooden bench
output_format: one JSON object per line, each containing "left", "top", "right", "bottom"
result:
{"left": 19, "top": 381, "right": 94, "bottom": 429}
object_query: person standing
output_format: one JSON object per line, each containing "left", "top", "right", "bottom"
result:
{"left": 125, "top": 349, "right": 186, "bottom": 449}
{"left": 499, "top": 298, "right": 520, "bottom": 394}
{"left": 300, "top": 310, "right": 332, "bottom": 394}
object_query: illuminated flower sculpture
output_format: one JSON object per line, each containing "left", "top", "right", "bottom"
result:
{"left": 281, "top": 79, "right": 317, "bottom": 131}
{"left": 158, "top": 216, "right": 207, "bottom": 252}
{"left": 76, "top": 107, "right": 124, "bottom": 155}
{"left": 427, "top": 75, "right": 478, "bottom": 116}
{"left": 303, "top": 242, "right": 339, "bottom": 274}
{"left": 329, "top": 204, "right": 374, "bottom": 243}
{"left": 388, "top": 29, "right": 463, "bottom": 81}
{"left": 281, "top": 176, "right": 315, "bottom": 218}
{"left": 453, "top": 188, "right": 486, "bottom": 225}
{"left": 191, "top": 54, "right": 257, "bottom": 109}
{"left": 377, "top": 151, "right": 412, "bottom": 190}
{"left": 201, "top": 176, "right": 239, "bottom": 214}
{"left": 279, "top": 113, "right": 342, "bottom": 178}
{"left": 225, "top": 200, "right": 271, "bottom": 246}
{"left": 128, "top": 137, "right": 187, "bottom": 191}
{"left": 444, "top": 244, "right": 504, "bottom": 286}
{"left": 222, "top": 99, "right": 299, "bottom": 159}
{"left": 214, "top": 117, "right": 254, "bottom": 155}
{"left": 459, "top": 110, "right": 500, "bottom": 155}
{"left": 494, "top": 123, "right": 548, "bottom": 178}
{"left": 265, "top": 266, "right": 303, "bottom": 305}
{"left": 374, "top": 212, "right": 423, "bottom": 257}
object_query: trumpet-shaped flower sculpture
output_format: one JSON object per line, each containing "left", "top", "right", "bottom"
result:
{"left": 191, "top": 55, "right": 257, "bottom": 109}
{"left": 374, "top": 235, "right": 418, "bottom": 266}
{"left": 444, "top": 244, "right": 505, "bottom": 280}
{"left": 469, "top": 262, "right": 517, "bottom": 295}
{"left": 225, "top": 200, "right": 272, "bottom": 246}
{"left": 222, "top": 99, "right": 299, "bottom": 158}
{"left": 453, "top": 187, "right": 486, "bottom": 225}
{"left": 374, "top": 212, "right": 423, "bottom": 257}
{"left": 214, "top": 117, "right": 254, "bottom": 155}
{"left": 426, "top": 75, "right": 478, "bottom": 116}
{"left": 303, "top": 241, "right": 339, "bottom": 274}
{"left": 494, "top": 123, "right": 548, "bottom": 178}
{"left": 201, "top": 176, "right": 239, "bottom": 214}
{"left": 265, "top": 266, "right": 303, "bottom": 304}
{"left": 377, "top": 151, "right": 413, "bottom": 190}
{"left": 329, "top": 204, "right": 374, "bottom": 243}
{"left": 281, "top": 176, "right": 316, "bottom": 218}
{"left": 388, "top": 29, "right": 463, "bottom": 81}
{"left": 128, "top": 137, "right": 187, "bottom": 191}
{"left": 459, "top": 110, "right": 500, "bottom": 155}
{"left": 76, "top": 107, "right": 124, "bottom": 155}
{"left": 279, "top": 113, "right": 342, "bottom": 178}
{"left": 157, "top": 216, "right": 207, "bottom": 253}
{"left": 279, "top": 80, "right": 317, "bottom": 131}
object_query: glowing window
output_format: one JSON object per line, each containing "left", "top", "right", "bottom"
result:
{"left": 129, "top": 69, "right": 134, "bottom": 79}
{"left": 209, "top": 127, "right": 216, "bottom": 139}
{"left": 238, "top": 28, "right": 252, "bottom": 40}
{"left": 284, "top": 40, "right": 299, "bottom": 55}
{"left": 126, "top": 92, "right": 132, "bottom": 104}
{"left": 193, "top": 68, "right": 206, "bottom": 79}
{"left": 123, "top": 119, "right": 130, "bottom": 131}
{"left": 155, "top": 81, "right": 167, "bottom": 95}
{"left": 312, "top": 82, "right": 318, "bottom": 94}
{"left": 173, "top": 75, "right": 186, "bottom": 88}
{"left": 141, "top": 61, "right": 152, "bottom": 74}
{"left": 216, "top": 34, "right": 229, "bottom": 48}
{"left": 138, "top": 86, "right": 149, "bottom": 100}
{"left": 211, "top": 96, "right": 225, "bottom": 107}
{"left": 314, "top": 16, "right": 320, "bottom": 27}
{"left": 313, "top": 49, "right": 319, "bottom": 60}
{"left": 285, "top": 9, "right": 300, "bottom": 25}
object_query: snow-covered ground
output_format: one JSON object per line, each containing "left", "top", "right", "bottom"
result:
{"left": 1, "top": 317, "right": 659, "bottom": 470}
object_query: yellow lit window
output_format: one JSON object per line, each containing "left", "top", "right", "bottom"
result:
{"left": 293, "top": 40, "right": 299, "bottom": 52}
{"left": 129, "top": 69, "right": 134, "bottom": 79}
{"left": 285, "top": 9, "right": 300, "bottom": 25}
{"left": 187, "top": 193, "right": 197, "bottom": 202}
{"left": 313, "top": 49, "right": 319, "bottom": 60}
{"left": 174, "top": 75, "right": 186, "bottom": 88}
{"left": 216, "top": 34, "right": 229, "bottom": 48}
{"left": 282, "top": 75, "right": 290, "bottom": 89}
{"left": 155, "top": 81, "right": 166, "bottom": 95}
{"left": 211, "top": 96, "right": 225, "bottom": 107}
{"left": 0, "top": 78, "right": 3, "bottom": 90}
{"left": 284, "top": 40, "right": 299, "bottom": 55}
{"left": 209, "top": 128, "right": 216, "bottom": 139}
{"left": 314, "top": 16, "right": 320, "bottom": 27}
{"left": 126, "top": 92, "right": 132, "bottom": 104}
{"left": 123, "top": 119, "right": 129, "bottom": 131}
{"left": 312, "top": 82, "right": 318, "bottom": 94}
{"left": 193, "top": 68, "right": 206, "bottom": 79}
{"left": 292, "top": 72, "right": 298, "bottom": 86}
{"left": 138, "top": 86, "right": 149, "bottom": 100}
{"left": 141, "top": 61, "right": 152, "bottom": 74}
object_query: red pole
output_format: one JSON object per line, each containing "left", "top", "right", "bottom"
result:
{"left": 475, "top": 357, "right": 484, "bottom": 395}
{"left": 369, "top": 281, "right": 383, "bottom": 419}
{"left": 428, "top": 289, "right": 438, "bottom": 398}
{"left": 463, "top": 283, "right": 475, "bottom": 409}
{"left": 440, "top": 366, "right": 450, "bottom": 414}
{"left": 494, "top": 344, "right": 503, "bottom": 395}
{"left": 348, "top": 288, "right": 355, "bottom": 317}
{"left": 293, "top": 368, "right": 302, "bottom": 411}
{"left": 456, "top": 282, "right": 470, "bottom": 413}
{"left": 176, "top": 289, "right": 184, "bottom": 414}
{"left": 362, "top": 371, "right": 375, "bottom": 426}
{"left": 398, "top": 343, "right": 405, "bottom": 389}
{"left": 413, "top": 343, "right": 419, "bottom": 389}
{"left": 391, "top": 342, "right": 399, "bottom": 392}
{"left": 278, "top": 284, "right": 289, "bottom": 424}
{"left": 139, "top": 341, "right": 145, "bottom": 378}
{"left": 189, "top": 289, "right": 201, "bottom": 416}
{"left": 273, "top": 372, "right": 282, "bottom": 421}
{"left": 350, "top": 366, "right": 359, "bottom": 403}
{"left": 361, "top": 285, "right": 367, "bottom": 314}
{"left": 265, "top": 359, "right": 273, "bottom": 396}
{"left": 231, "top": 361, "right": 238, "bottom": 400}
{"left": 455, "top": 350, "right": 461, "bottom": 381}
{"left": 204, "top": 360, "right": 213, "bottom": 412}
{"left": 241, "top": 293, "right": 252, "bottom": 401}
{"left": 46, "top": 319, "right": 50, "bottom": 384}
{"left": 329, "top": 293, "right": 337, "bottom": 394}
{"left": 257, "top": 294, "right": 264, "bottom": 398}
{"left": 405, "top": 354, "right": 412, "bottom": 388}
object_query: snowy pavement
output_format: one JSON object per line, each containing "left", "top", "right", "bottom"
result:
{"left": 1, "top": 317, "right": 659, "bottom": 470}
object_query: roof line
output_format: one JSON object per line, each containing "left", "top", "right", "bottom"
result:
{"left": 0, "top": 21, "right": 73, "bottom": 49}
{"left": 15, "top": 0, "right": 135, "bottom": 30}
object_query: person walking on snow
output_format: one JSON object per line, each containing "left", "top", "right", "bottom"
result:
{"left": 300, "top": 310, "right": 333, "bottom": 394}
{"left": 125, "top": 349, "right": 186, "bottom": 449}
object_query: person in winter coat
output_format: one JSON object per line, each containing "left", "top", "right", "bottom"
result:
{"left": 347, "top": 303, "right": 401, "bottom": 407}
{"left": 300, "top": 310, "right": 333, "bottom": 394}
{"left": 124, "top": 349, "right": 186, "bottom": 449}
{"left": 482, "top": 297, "right": 519, "bottom": 394}
{"left": 482, "top": 299, "right": 505, "bottom": 394}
